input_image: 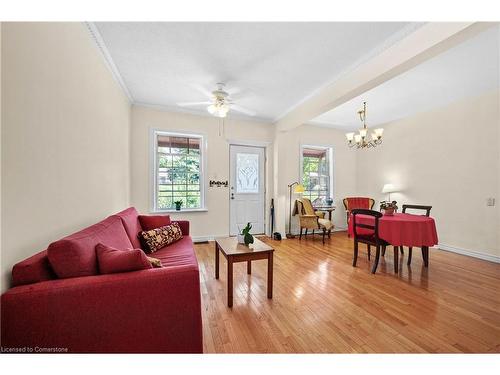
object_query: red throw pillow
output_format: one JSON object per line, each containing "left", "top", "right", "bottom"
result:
{"left": 138, "top": 215, "right": 171, "bottom": 231}
{"left": 96, "top": 243, "right": 152, "bottom": 274}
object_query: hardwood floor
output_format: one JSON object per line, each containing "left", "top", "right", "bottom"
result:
{"left": 195, "top": 231, "right": 500, "bottom": 353}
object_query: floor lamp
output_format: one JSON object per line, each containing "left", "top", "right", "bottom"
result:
{"left": 287, "top": 182, "right": 305, "bottom": 239}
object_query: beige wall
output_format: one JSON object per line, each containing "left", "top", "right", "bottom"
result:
{"left": 356, "top": 89, "right": 500, "bottom": 260}
{"left": 1, "top": 23, "right": 131, "bottom": 292}
{"left": 272, "top": 125, "right": 357, "bottom": 235}
{"left": 130, "top": 105, "right": 274, "bottom": 239}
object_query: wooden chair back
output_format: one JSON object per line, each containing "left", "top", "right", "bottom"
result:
{"left": 402, "top": 204, "right": 432, "bottom": 217}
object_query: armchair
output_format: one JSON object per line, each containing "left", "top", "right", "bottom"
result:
{"left": 293, "top": 198, "right": 334, "bottom": 244}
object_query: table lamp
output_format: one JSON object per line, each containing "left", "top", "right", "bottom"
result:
{"left": 382, "top": 183, "right": 397, "bottom": 201}
{"left": 287, "top": 182, "right": 305, "bottom": 238}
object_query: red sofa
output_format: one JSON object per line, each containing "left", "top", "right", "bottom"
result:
{"left": 0, "top": 207, "right": 202, "bottom": 353}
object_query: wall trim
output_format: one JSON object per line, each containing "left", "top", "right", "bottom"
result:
{"left": 84, "top": 22, "right": 134, "bottom": 103}
{"left": 437, "top": 243, "right": 500, "bottom": 264}
{"left": 192, "top": 235, "right": 233, "bottom": 243}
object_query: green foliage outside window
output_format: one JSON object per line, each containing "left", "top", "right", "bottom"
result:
{"left": 156, "top": 135, "right": 202, "bottom": 210}
{"left": 301, "top": 148, "right": 331, "bottom": 203}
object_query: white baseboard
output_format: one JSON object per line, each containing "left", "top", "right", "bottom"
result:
{"left": 437, "top": 244, "right": 500, "bottom": 264}
{"left": 192, "top": 234, "right": 270, "bottom": 243}
{"left": 192, "top": 235, "right": 222, "bottom": 243}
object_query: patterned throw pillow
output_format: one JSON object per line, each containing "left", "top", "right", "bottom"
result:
{"left": 139, "top": 222, "right": 183, "bottom": 253}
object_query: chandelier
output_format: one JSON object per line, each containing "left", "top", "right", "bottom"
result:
{"left": 345, "top": 102, "right": 383, "bottom": 149}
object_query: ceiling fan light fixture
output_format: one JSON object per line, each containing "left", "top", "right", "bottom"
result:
{"left": 207, "top": 103, "right": 229, "bottom": 118}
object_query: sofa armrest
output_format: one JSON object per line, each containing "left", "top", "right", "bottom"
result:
{"left": 173, "top": 220, "right": 189, "bottom": 236}
{"left": 1, "top": 265, "right": 202, "bottom": 353}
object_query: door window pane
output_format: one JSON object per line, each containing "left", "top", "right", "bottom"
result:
{"left": 236, "top": 153, "right": 259, "bottom": 193}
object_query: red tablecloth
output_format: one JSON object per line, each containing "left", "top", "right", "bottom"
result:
{"left": 348, "top": 213, "right": 438, "bottom": 247}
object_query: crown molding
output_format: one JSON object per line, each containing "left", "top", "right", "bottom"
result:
{"left": 84, "top": 22, "right": 134, "bottom": 103}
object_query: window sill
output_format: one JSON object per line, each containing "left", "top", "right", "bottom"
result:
{"left": 151, "top": 208, "right": 208, "bottom": 213}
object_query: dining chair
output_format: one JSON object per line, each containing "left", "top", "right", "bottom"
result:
{"left": 400, "top": 204, "right": 432, "bottom": 265}
{"left": 351, "top": 209, "right": 393, "bottom": 274}
{"left": 401, "top": 204, "right": 432, "bottom": 265}
{"left": 343, "top": 197, "right": 375, "bottom": 237}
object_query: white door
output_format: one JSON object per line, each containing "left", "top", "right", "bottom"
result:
{"left": 229, "top": 145, "right": 265, "bottom": 235}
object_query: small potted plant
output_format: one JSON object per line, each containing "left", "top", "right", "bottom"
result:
{"left": 380, "top": 200, "right": 398, "bottom": 216}
{"left": 174, "top": 200, "right": 183, "bottom": 211}
{"left": 237, "top": 222, "right": 254, "bottom": 246}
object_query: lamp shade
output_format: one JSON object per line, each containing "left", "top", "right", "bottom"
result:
{"left": 294, "top": 184, "right": 305, "bottom": 194}
{"left": 381, "top": 183, "right": 397, "bottom": 193}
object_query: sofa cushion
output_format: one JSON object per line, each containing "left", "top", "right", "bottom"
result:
{"left": 112, "top": 207, "right": 143, "bottom": 249}
{"left": 96, "top": 243, "right": 152, "bottom": 274}
{"left": 139, "top": 222, "right": 182, "bottom": 253}
{"left": 152, "top": 236, "right": 198, "bottom": 269}
{"left": 138, "top": 214, "right": 171, "bottom": 231}
{"left": 47, "top": 216, "right": 133, "bottom": 279}
{"left": 12, "top": 250, "right": 56, "bottom": 286}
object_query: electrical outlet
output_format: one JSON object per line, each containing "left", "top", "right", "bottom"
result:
{"left": 486, "top": 197, "right": 495, "bottom": 206}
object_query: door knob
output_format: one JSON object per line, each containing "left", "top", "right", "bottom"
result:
{"left": 231, "top": 193, "right": 234, "bottom": 199}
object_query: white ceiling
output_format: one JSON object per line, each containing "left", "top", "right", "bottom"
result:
{"left": 310, "top": 25, "right": 500, "bottom": 130}
{"left": 93, "top": 22, "right": 414, "bottom": 121}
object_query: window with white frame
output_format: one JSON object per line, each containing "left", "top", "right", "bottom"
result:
{"left": 153, "top": 131, "right": 205, "bottom": 211}
{"left": 300, "top": 145, "right": 333, "bottom": 203}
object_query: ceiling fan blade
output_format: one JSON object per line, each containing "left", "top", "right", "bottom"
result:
{"left": 176, "top": 101, "right": 212, "bottom": 107}
{"left": 190, "top": 83, "right": 213, "bottom": 98}
{"left": 231, "top": 104, "right": 256, "bottom": 116}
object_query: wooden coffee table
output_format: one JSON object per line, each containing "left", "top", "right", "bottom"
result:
{"left": 215, "top": 237, "right": 274, "bottom": 308}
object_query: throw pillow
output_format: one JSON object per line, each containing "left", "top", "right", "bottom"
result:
{"left": 96, "top": 243, "right": 152, "bottom": 274}
{"left": 139, "top": 222, "right": 183, "bottom": 253}
{"left": 147, "top": 256, "right": 163, "bottom": 268}
{"left": 138, "top": 215, "right": 171, "bottom": 231}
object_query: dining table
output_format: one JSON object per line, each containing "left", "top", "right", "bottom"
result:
{"left": 347, "top": 212, "right": 438, "bottom": 269}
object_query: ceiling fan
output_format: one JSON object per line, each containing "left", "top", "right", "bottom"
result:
{"left": 176, "top": 83, "right": 256, "bottom": 118}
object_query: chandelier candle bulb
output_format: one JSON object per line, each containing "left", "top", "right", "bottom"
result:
{"left": 354, "top": 134, "right": 362, "bottom": 143}
{"left": 346, "top": 132, "right": 355, "bottom": 141}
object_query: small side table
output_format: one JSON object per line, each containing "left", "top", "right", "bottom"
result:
{"left": 313, "top": 205, "right": 336, "bottom": 221}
